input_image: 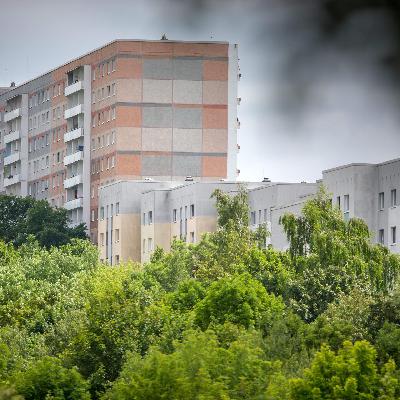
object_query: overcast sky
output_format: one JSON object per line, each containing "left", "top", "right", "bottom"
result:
{"left": 1, "top": 0, "right": 399, "bottom": 183}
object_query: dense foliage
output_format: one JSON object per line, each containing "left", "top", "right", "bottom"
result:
{"left": 0, "top": 187, "right": 400, "bottom": 399}
{"left": 0, "top": 195, "right": 87, "bottom": 248}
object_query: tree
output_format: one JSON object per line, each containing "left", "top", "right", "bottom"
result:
{"left": 104, "top": 329, "right": 283, "bottom": 400}
{"left": 193, "top": 273, "right": 285, "bottom": 332}
{"left": 12, "top": 356, "right": 90, "bottom": 400}
{"left": 0, "top": 195, "right": 87, "bottom": 248}
{"left": 280, "top": 187, "right": 400, "bottom": 321}
{"left": 0, "top": 195, "right": 34, "bottom": 245}
{"left": 290, "top": 341, "right": 400, "bottom": 400}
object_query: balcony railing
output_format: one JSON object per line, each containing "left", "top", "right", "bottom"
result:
{"left": 64, "top": 127, "right": 84, "bottom": 143}
{"left": 64, "top": 150, "right": 83, "bottom": 166}
{"left": 3, "top": 174, "right": 20, "bottom": 187}
{"left": 65, "top": 80, "right": 84, "bottom": 97}
{"left": 64, "top": 104, "right": 83, "bottom": 119}
{"left": 4, "top": 152, "right": 20, "bottom": 166}
{"left": 4, "top": 130, "right": 20, "bottom": 144}
{"left": 64, "top": 197, "right": 83, "bottom": 210}
{"left": 4, "top": 108, "right": 21, "bottom": 123}
{"left": 64, "top": 174, "right": 83, "bottom": 189}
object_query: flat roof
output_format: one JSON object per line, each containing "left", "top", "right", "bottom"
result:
{"left": 323, "top": 157, "right": 400, "bottom": 174}
{"left": 0, "top": 38, "right": 231, "bottom": 98}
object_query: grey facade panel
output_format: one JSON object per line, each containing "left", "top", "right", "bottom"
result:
{"left": 173, "top": 108, "right": 202, "bottom": 129}
{"left": 142, "top": 106, "right": 172, "bottom": 128}
{"left": 142, "top": 155, "right": 172, "bottom": 176}
{"left": 172, "top": 155, "right": 201, "bottom": 177}
{"left": 143, "top": 59, "right": 173, "bottom": 80}
{"left": 173, "top": 59, "right": 202, "bottom": 81}
{"left": 0, "top": 73, "right": 52, "bottom": 102}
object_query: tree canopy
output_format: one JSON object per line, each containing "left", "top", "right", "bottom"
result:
{"left": 0, "top": 186, "right": 399, "bottom": 399}
{"left": 0, "top": 195, "right": 87, "bottom": 248}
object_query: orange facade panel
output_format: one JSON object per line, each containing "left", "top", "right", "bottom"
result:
{"left": 116, "top": 106, "right": 142, "bottom": 127}
{"left": 173, "top": 42, "right": 228, "bottom": 57}
{"left": 114, "top": 58, "right": 142, "bottom": 79}
{"left": 203, "top": 60, "right": 228, "bottom": 80}
{"left": 202, "top": 156, "right": 227, "bottom": 177}
{"left": 203, "top": 107, "right": 228, "bottom": 129}
{"left": 116, "top": 153, "right": 141, "bottom": 176}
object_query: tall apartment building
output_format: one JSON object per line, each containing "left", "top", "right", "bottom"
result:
{"left": 0, "top": 39, "right": 240, "bottom": 242}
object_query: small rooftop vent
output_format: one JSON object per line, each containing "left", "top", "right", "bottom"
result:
{"left": 262, "top": 177, "right": 271, "bottom": 183}
{"left": 185, "top": 176, "right": 193, "bottom": 181}
{"left": 10, "top": 82, "right": 15, "bottom": 87}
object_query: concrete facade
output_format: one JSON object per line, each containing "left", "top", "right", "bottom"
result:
{"left": 0, "top": 39, "right": 240, "bottom": 242}
{"left": 323, "top": 158, "right": 400, "bottom": 253}
{"left": 98, "top": 180, "right": 316, "bottom": 264}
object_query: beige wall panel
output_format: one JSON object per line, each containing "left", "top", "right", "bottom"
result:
{"left": 142, "top": 128, "right": 172, "bottom": 151}
{"left": 154, "top": 223, "right": 172, "bottom": 253}
{"left": 196, "top": 216, "right": 218, "bottom": 240}
{"left": 120, "top": 214, "right": 142, "bottom": 263}
{"left": 116, "top": 127, "right": 142, "bottom": 151}
{"left": 117, "top": 79, "right": 142, "bottom": 103}
{"left": 203, "top": 81, "right": 228, "bottom": 105}
{"left": 173, "top": 80, "right": 202, "bottom": 104}
{"left": 202, "top": 129, "right": 228, "bottom": 153}
{"left": 143, "top": 79, "right": 172, "bottom": 103}
{"left": 172, "top": 128, "right": 202, "bottom": 152}
{"left": 97, "top": 219, "right": 107, "bottom": 260}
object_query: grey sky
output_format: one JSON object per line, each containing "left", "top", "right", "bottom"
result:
{"left": 1, "top": 0, "right": 399, "bottom": 183}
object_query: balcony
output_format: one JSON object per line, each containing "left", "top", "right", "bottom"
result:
{"left": 64, "top": 174, "right": 83, "bottom": 189}
{"left": 4, "top": 130, "right": 20, "bottom": 144}
{"left": 64, "top": 197, "right": 83, "bottom": 210}
{"left": 65, "top": 80, "right": 84, "bottom": 97}
{"left": 64, "top": 150, "right": 83, "bottom": 166}
{"left": 4, "top": 108, "right": 21, "bottom": 122}
{"left": 64, "top": 104, "right": 83, "bottom": 119}
{"left": 3, "top": 174, "right": 20, "bottom": 187}
{"left": 64, "top": 127, "right": 84, "bottom": 143}
{"left": 4, "top": 152, "right": 20, "bottom": 166}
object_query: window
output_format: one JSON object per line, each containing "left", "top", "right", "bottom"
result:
{"left": 115, "top": 255, "right": 120, "bottom": 265}
{"left": 100, "top": 233, "right": 104, "bottom": 246}
{"left": 148, "top": 238, "right": 153, "bottom": 252}
{"left": 111, "top": 156, "right": 115, "bottom": 168}
{"left": 91, "top": 210, "right": 95, "bottom": 222}
{"left": 344, "top": 195, "right": 349, "bottom": 212}
{"left": 190, "top": 232, "right": 195, "bottom": 243}
{"left": 143, "top": 213, "right": 146, "bottom": 225}
{"left": 379, "top": 192, "right": 385, "bottom": 210}
{"left": 391, "top": 189, "right": 397, "bottom": 207}
{"left": 379, "top": 229, "right": 384, "bottom": 245}
{"left": 111, "top": 107, "right": 116, "bottom": 120}
{"left": 100, "top": 207, "right": 104, "bottom": 220}
{"left": 112, "top": 58, "right": 116, "bottom": 72}
{"left": 258, "top": 209, "right": 262, "bottom": 224}
{"left": 116, "top": 202, "right": 120, "bottom": 215}
{"left": 391, "top": 226, "right": 396, "bottom": 244}
{"left": 264, "top": 208, "right": 268, "bottom": 222}
{"left": 337, "top": 196, "right": 341, "bottom": 209}
{"left": 250, "top": 211, "right": 256, "bottom": 225}
{"left": 115, "top": 229, "right": 120, "bottom": 242}
{"left": 148, "top": 211, "right": 153, "bottom": 225}
{"left": 173, "top": 209, "right": 177, "bottom": 223}
{"left": 143, "top": 239, "right": 146, "bottom": 253}
{"left": 112, "top": 83, "right": 116, "bottom": 95}
{"left": 190, "top": 204, "right": 195, "bottom": 218}
{"left": 111, "top": 130, "right": 115, "bottom": 144}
